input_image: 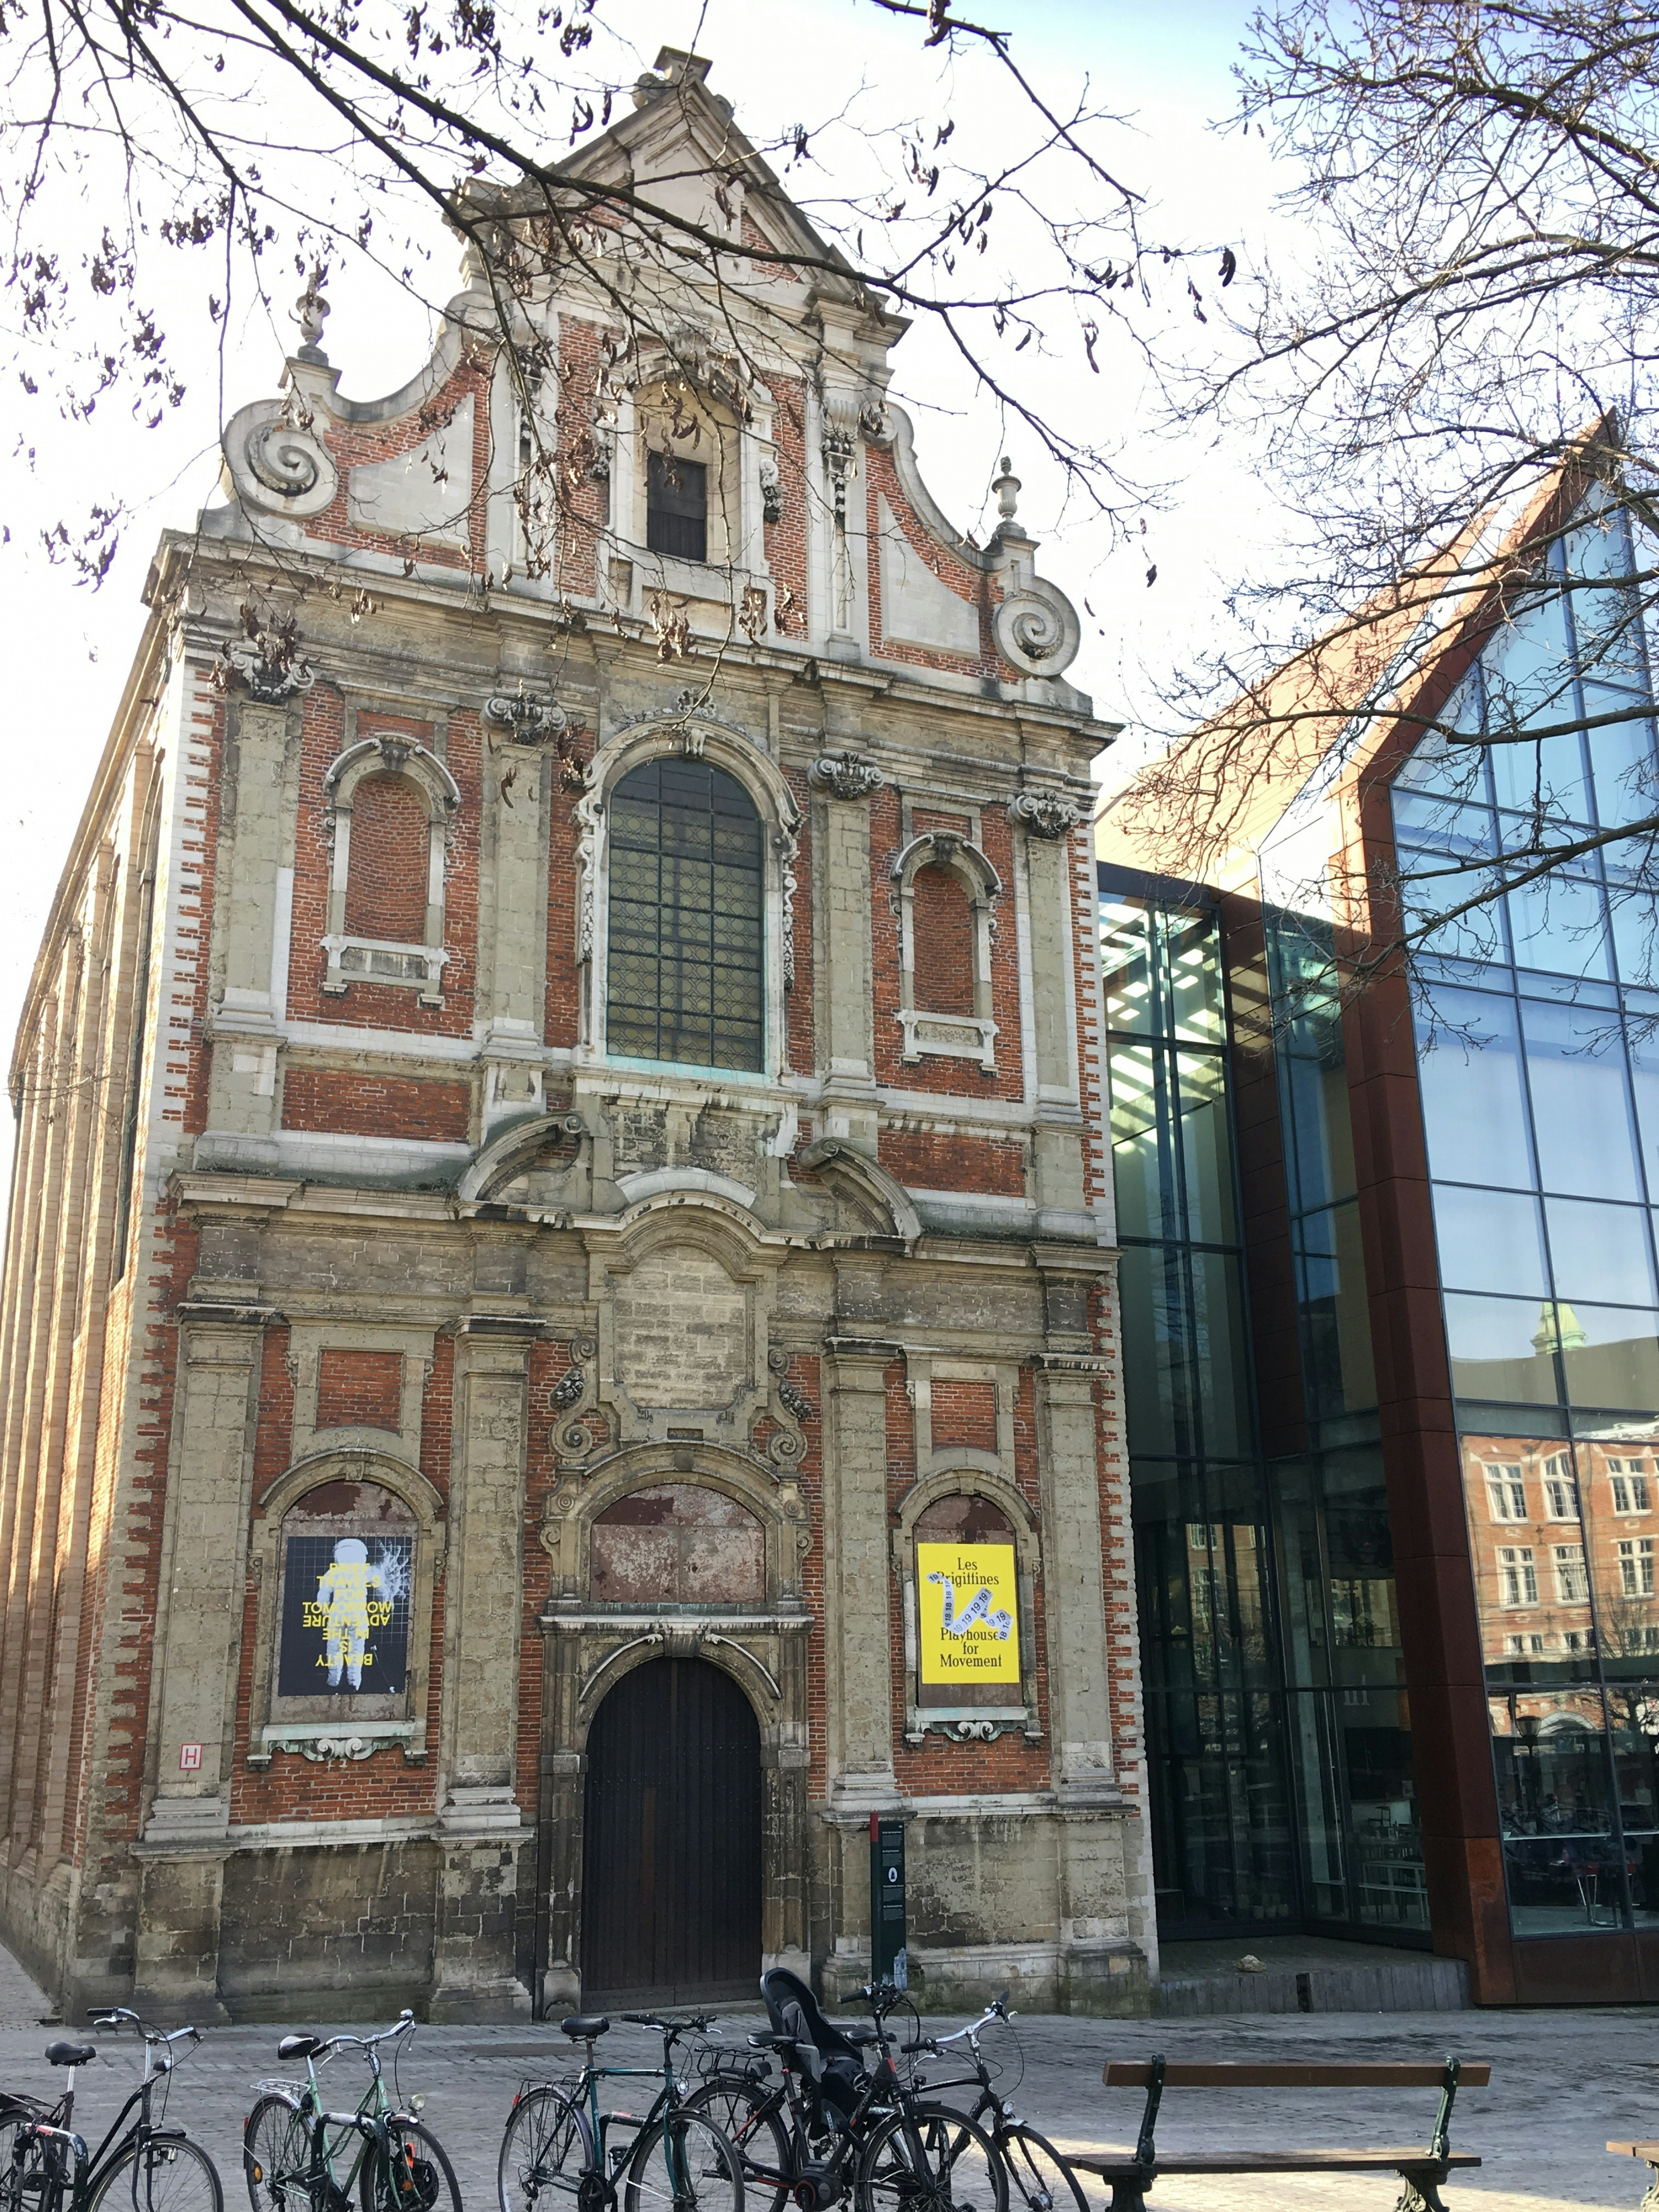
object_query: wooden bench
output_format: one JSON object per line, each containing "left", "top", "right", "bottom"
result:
{"left": 1067, "top": 2057, "right": 1490, "bottom": 2211}
{"left": 1606, "top": 2139, "right": 1659, "bottom": 2208}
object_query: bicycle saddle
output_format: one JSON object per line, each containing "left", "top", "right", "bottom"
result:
{"left": 277, "top": 2034, "right": 325, "bottom": 2061}
{"left": 45, "top": 2043, "right": 95, "bottom": 2068}
{"left": 559, "top": 2015, "right": 610, "bottom": 2040}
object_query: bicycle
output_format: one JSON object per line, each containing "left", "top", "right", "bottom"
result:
{"left": 242, "top": 2011, "right": 458, "bottom": 2212}
{"left": 0, "top": 2011, "right": 222, "bottom": 2212}
{"left": 497, "top": 2009, "right": 744, "bottom": 2212}
{"left": 682, "top": 1975, "right": 1004, "bottom": 2212}
{"left": 903, "top": 1998, "right": 1086, "bottom": 2212}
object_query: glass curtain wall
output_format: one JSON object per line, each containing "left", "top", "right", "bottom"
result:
{"left": 1101, "top": 887, "right": 1292, "bottom": 1932}
{"left": 1393, "top": 493, "right": 1659, "bottom": 1935}
{"left": 1263, "top": 917, "right": 1427, "bottom": 1935}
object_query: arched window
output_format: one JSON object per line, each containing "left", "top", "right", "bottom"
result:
{"left": 910, "top": 863, "right": 976, "bottom": 1016}
{"left": 344, "top": 773, "right": 429, "bottom": 944}
{"left": 607, "top": 759, "right": 764, "bottom": 1071}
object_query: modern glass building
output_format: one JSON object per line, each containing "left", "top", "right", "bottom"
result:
{"left": 1100, "top": 480, "right": 1659, "bottom": 2002}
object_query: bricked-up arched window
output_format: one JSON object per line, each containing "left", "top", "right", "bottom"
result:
{"left": 344, "top": 773, "right": 429, "bottom": 944}
{"left": 912, "top": 1491, "right": 1023, "bottom": 1712}
{"left": 607, "top": 758, "right": 764, "bottom": 1071}
{"left": 910, "top": 864, "right": 976, "bottom": 1016}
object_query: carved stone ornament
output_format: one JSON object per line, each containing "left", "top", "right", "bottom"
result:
{"left": 807, "top": 749, "right": 884, "bottom": 801}
{"left": 214, "top": 604, "right": 316, "bottom": 705}
{"left": 1009, "top": 789, "right": 1087, "bottom": 840}
{"left": 993, "top": 585, "right": 1081, "bottom": 679}
{"left": 485, "top": 681, "right": 567, "bottom": 743}
{"left": 759, "top": 456, "right": 783, "bottom": 525}
{"left": 267, "top": 1732, "right": 381, "bottom": 1763}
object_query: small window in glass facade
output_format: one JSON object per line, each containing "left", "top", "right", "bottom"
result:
{"left": 607, "top": 758, "right": 764, "bottom": 1072}
{"left": 646, "top": 450, "right": 708, "bottom": 562}
{"left": 1488, "top": 1468, "right": 1527, "bottom": 1520}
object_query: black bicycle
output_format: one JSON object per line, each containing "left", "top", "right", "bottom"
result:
{"left": 0, "top": 2012, "right": 222, "bottom": 2212}
{"left": 497, "top": 2010, "right": 744, "bottom": 2212}
{"left": 903, "top": 1998, "right": 1086, "bottom": 2212}
{"left": 243, "top": 2011, "right": 458, "bottom": 2212}
{"left": 683, "top": 1973, "right": 1004, "bottom": 2212}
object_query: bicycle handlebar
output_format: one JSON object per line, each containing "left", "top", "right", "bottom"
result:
{"left": 620, "top": 2012, "right": 716, "bottom": 2037}
{"left": 89, "top": 2011, "right": 202, "bottom": 2047}
{"left": 320, "top": 2011, "right": 417, "bottom": 2058}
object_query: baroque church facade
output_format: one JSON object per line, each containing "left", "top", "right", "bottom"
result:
{"left": 0, "top": 50, "right": 1148, "bottom": 2019}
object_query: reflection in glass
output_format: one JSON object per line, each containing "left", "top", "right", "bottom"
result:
{"left": 1431, "top": 1185, "right": 1548, "bottom": 1297}
{"left": 1292, "top": 1201, "right": 1377, "bottom": 1419}
{"left": 1177, "top": 1049, "right": 1236, "bottom": 1244}
{"left": 1443, "top": 1295, "right": 1562, "bottom": 1405}
{"left": 1560, "top": 1307, "right": 1659, "bottom": 1413}
{"left": 1491, "top": 1688, "right": 1623, "bottom": 1933}
{"left": 1508, "top": 870, "right": 1613, "bottom": 981}
{"left": 1543, "top": 1196, "right": 1658, "bottom": 1308}
{"left": 1416, "top": 987, "right": 1535, "bottom": 1189}
{"left": 1522, "top": 998, "right": 1643, "bottom": 1198}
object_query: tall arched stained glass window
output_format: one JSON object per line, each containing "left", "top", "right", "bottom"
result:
{"left": 607, "top": 758, "right": 765, "bottom": 1071}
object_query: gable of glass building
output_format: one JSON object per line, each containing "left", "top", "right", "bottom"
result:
{"left": 1101, "top": 485, "right": 1659, "bottom": 1996}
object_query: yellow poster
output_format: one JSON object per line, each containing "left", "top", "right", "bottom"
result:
{"left": 917, "top": 1543, "right": 1020, "bottom": 1684}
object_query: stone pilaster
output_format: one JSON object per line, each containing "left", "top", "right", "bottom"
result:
{"left": 810, "top": 761, "right": 880, "bottom": 1155}
{"left": 203, "top": 699, "right": 298, "bottom": 1159}
{"left": 431, "top": 1315, "right": 536, "bottom": 2020}
{"left": 1030, "top": 1348, "right": 1116, "bottom": 1801}
{"left": 479, "top": 736, "right": 550, "bottom": 1138}
{"left": 1021, "top": 824, "right": 1089, "bottom": 1219}
{"left": 135, "top": 1302, "right": 270, "bottom": 2019}
{"left": 820, "top": 1335, "right": 899, "bottom": 1809}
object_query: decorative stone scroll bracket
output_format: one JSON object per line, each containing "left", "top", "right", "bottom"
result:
{"left": 807, "top": 750, "right": 884, "bottom": 801}
{"left": 904, "top": 1711, "right": 1032, "bottom": 1747}
{"left": 549, "top": 1332, "right": 601, "bottom": 1462}
{"left": 1008, "top": 789, "right": 1088, "bottom": 841}
{"left": 214, "top": 604, "right": 317, "bottom": 705}
{"left": 251, "top": 1718, "right": 423, "bottom": 1766}
{"left": 485, "top": 681, "right": 568, "bottom": 743}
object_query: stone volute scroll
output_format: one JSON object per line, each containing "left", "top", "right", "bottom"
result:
{"left": 1009, "top": 789, "right": 1088, "bottom": 841}
{"left": 484, "top": 681, "right": 567, "bottom": 743}
{"left": 807, "top": 749, "right": 884, "bottom": 800}
{"left": 214, "top": 603, "right": 317, "bottom": 705}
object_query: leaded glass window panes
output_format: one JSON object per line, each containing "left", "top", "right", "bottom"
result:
{"left": 606, "top": 757, "right": 764, "bottom": 1072}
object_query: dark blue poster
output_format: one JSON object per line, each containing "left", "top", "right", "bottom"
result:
{"left": 278, "top": 1535, "right": 412, "bottom": 1697}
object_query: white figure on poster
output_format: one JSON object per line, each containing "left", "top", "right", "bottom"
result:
{"left": 316, "top": 1538, "right": 391, "bottom": 1689}
{"left": 926, "top": 1571, "right": 1014, "bottom": 1641}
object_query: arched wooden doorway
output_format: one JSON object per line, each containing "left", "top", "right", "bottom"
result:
{"left": 581, "top": 1656, "right": 762, "bottom": 2004}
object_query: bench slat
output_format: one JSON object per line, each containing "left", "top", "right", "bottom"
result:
{"left": 1070, "top": 2150, "right": 1482, "bottom": 2177}
{"left": 1610, "top": 2143, "right": 1659, "bottom": 2158}
{"left": 1102, "top": 2061, "right": 1491, "bottom": 2091}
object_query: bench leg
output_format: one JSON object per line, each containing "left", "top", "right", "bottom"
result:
{"left": 1104, "top": 2183, "right": 1149, "bottom": 2212}
{"left": 1638, "top": 2157, "right": 1659, "bottom": 2212}
{"left": 1395, "top": 2170, "right": 1449, "bottom": 2212}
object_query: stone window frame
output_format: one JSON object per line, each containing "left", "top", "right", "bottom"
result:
{"left": 889, "top": 830, "right": 1001, "bottom": 1071}
{"left": 245, "top": 1448, "right": 445, "bottom": 1768}
{"left": 321, "top": 733, "right": 461, "bottom": 1006}
{"left": 574, "top": 717, "right": 801, "bottom": 1084}
{"left": 893, "top": 1467, "right": 1041, "bottom": 1746}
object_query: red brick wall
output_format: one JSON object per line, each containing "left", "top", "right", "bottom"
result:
{"left": 315, "top": 1349, "right": 403, "bottom": 1433}
{"left": 303, "top": 359, "right": 493, "bottom": 571}
{"left": 864, "top": 448, "right": 1029, "bottom": 685}
{"left": 555, "top": 317, "right": 611, "bottom": 598}
{"left": 877, "top": 1130, "right": 1026, "bottom": 1198}
{"left": 910, "top": 864, "right": 976, "bottom": 1016}
{"left": 930, "top": 1379, "right": 998, "bottom": 1453}
{"left": 345, "top": 774, "right": 429, "bottom": 943}
{"left": 546, "top": 781, "right": 582, "bottom": 1051}
{"left": 912, "top": 810, "right": 971, "bottom": 838}
{"left": 766, "top": 375, "right": 809, "bottom": 636}
{"left": 785, "top": 771, "right": 814, "bottom": 1073}
{"left": 281, "top": 1068, "right": 470, "bottom": 1143}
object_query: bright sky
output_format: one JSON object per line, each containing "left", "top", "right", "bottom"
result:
{"left": 0, "top": 0, "right": 1286, "bottom": 1193}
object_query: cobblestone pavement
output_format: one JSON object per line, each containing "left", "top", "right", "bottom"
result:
{"left": 0, "top": 1946, "right": 1646, "bottom": 2212}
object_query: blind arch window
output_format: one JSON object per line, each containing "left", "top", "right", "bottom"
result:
{"left": 607, "top": 757, "right": 765, "bottom": 1071}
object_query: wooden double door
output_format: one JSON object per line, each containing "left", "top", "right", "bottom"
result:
{"left": 580, "top": 1656, "right": 763, "bottom": 2005}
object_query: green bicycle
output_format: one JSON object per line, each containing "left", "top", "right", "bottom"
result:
{"left": 498, "top": 2012, "right": 744, "bottom": 2212}
{"left": 242, "top": 2012, "right": 458, "bottom": 2212}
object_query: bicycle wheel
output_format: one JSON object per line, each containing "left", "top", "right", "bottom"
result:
{"left": 682, "top": 2079, "right": 790, "bottom": 2212}
{"left": 359, "top": 2122, "right": 459, "bottom": 2212}
{"left": 994, "top": 2130, "right": 1087, "bottom": 2212}
{"left": 0, "top": 2122, "right": 61, "bottom": 2212}
{"left": 855, "top": 2105, "right": 1004, "bottom": 2212}
{"left": 89, "top": 2137, "right": 223, "bottom": 2212}
{"left": 498, "top": 2086, "right": 590, "bottom": 2212}
{"left": 623, "top": 2113, "right": 743, "bottom": 2212}
{"left": 244, "top": 2097, "right": 314, "bottom": 2212}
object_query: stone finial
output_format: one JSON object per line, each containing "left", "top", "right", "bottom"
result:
{"left": 807, "top": 749, "right": 884, "bottom": 801}
{"left": 992, "top": 455, "right": 1021, "bottom": 526}
{"left": 293, "top": 263, "right": 331, "bottom": 364}
{"left": 1009, "top": 789, "right": 1087, "bottom": 840}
